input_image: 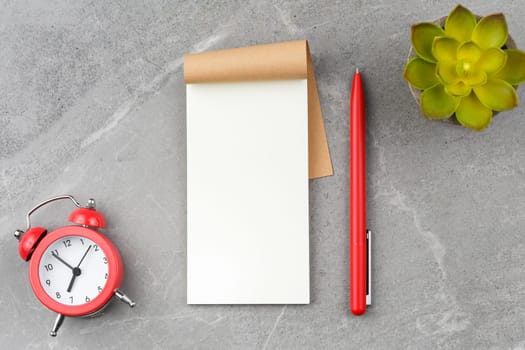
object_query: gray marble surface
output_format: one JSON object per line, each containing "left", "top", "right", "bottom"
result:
{"left": 1, "top": 1, "right": 525, "bottom": 349}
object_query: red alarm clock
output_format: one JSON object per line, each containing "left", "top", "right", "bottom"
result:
{"left": 14, "top": 195, "right": 135, "bottom": 336}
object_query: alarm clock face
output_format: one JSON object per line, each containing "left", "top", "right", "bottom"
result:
{"left": 38, "top": 236, "right": 109, "bottom": 306}
{"left": 29, "top": 226, "right": 124, "bottom": 317}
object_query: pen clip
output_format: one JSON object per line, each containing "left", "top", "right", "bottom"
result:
{"left": 366, "top": 229, "right": 372, "bottom": 306}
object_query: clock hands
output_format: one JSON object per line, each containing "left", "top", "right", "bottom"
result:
{"left": 66, "top": 245, "right": 92, "bottom": 293}
{"left": 51, "top": 252, "right": 75, "bottom": 270}
{"left": 66, "top": 268, "right": 81, "bottom": 292}
{"left": 77, "top": 245, "right": 92, "bottom": 268}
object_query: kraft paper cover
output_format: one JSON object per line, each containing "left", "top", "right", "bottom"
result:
{"left": 184, "top": 40, "right": 333, "bottom": 179}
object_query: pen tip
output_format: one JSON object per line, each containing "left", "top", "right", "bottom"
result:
{"left": 356, "top": 67, "right": 359, "bottom": 74}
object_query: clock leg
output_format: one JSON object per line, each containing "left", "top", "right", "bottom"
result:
{"left": 49, "top": 313, "right": 65, "bottom": 337}
{"left": 114, "top": 289, "right": 136, "bottom": 308}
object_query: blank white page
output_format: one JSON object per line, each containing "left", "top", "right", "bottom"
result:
{"left": 187, "top": 79, "right": 309, "bottom": 304}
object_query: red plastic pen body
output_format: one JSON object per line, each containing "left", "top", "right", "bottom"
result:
{"left": 350, "top": 70, "right": 367, "bottom": 316}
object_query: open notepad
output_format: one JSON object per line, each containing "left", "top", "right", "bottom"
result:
{"left": 185, "top": 40, "right": 332, "bottom": 304}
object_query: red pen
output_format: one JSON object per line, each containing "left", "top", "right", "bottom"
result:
{"left": 350, "top": 68, "right": 371, "bottom": 315}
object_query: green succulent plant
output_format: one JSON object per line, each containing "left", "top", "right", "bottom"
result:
{"left": 403, "top": 5, "right": 525, "bottom": 131}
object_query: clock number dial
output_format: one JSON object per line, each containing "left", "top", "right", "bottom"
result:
{"left": 39, "top": 236, "right": 109, "bottom": 306}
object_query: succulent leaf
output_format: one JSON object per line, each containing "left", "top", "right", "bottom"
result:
{"left": 475, "top": 48, "right": 507, "bottom": 73}
{"left": 445, "top": 5, "right": 477, "bottom": 42}
{"left": 437, "top": 61, "right": 460, "bottom": 84}
{"left": 420, "top": 84, "right": 459, "bottom": 119}
{"left": 412, "top": 23, "right": 445, "bottom": 62}
{"left": 455, "top": 92, "right": 493, "bottom": 131}
{"left": 445, "top": 82, "right": 471, "bottom": 97}
{"left": 432, "top": 37, "right": 459, "bottom": 62}
{"left": 492, "top": 49, "right": 525, "bottom": 85}
{"left": 457, "top": 41, "right": 481, "bottom": 62}
{"left": 474, "top": 79, "right": 518, "bottom": 111}
{"left": 462, "top": 70, "right": 487, "bottom": 87}
{"left": 472, "top": 14, "right": 508, "bottom": 49}
{"left": 403, "top": 57, "right": 439, "bottom": 89}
